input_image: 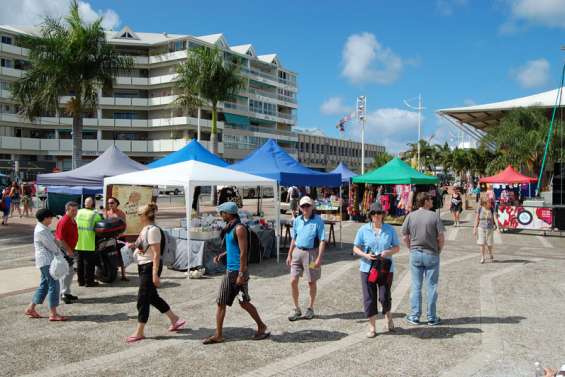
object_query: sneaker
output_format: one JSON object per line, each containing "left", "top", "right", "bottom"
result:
{"left": 428, "top": 318, "right": 442, "bottom": 326}
{"left": 303, "top": 307, "right": 315, "bottom": 320}
{"left": 405, "top": 316, "right": 420, "bottom": 326}
{"left": 288, "top": 308, "right": 302, "bottom": 322}
{"left": 64, "top": 294, "right": 79, "bottom": 301}
{"left": 62, "top": 296, "right": 74, "bottom": 305}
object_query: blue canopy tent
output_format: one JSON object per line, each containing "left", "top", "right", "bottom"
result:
{"left": 329, "top": 162, "right": 357, "bottom": 183}
{"left": 148, "top": 139, "right": 227, "bottom": 168}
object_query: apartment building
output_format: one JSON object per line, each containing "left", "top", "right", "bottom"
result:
{"left": 297, "top": 130, "right": 386, "bottom": 172}
{"left": 0, "top": 25, "right": 298, "bottom": 178}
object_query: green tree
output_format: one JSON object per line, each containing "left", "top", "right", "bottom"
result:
{"left": 369, "top": 151, "right": 393, "bottom": 170}
{"left": 175, "top": 46, "right": 245, "bottom": 154}
{"left": 12, "top": 0, "right": 132, "bottom": 169}
{"left": 435, "top": 142, "right": 453, "bottom": 173}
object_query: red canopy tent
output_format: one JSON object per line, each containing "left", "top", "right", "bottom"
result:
{"left": 480, "top": 165, "right": 537, "bottom": 184}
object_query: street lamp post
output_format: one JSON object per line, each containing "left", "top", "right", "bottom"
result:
{"left": 404, "top": 94, "right": 425, "bottom": 171}
{"left": 357, "top": 96, "right": 366, "bottom": 174}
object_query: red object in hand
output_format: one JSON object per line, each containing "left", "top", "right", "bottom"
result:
{"left": 368, "top": 267, "right": 378, "bottom": 284}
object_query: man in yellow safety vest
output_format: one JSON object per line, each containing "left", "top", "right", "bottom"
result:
{"left": 75, "top": 197, "right": 103, "bottom": 287}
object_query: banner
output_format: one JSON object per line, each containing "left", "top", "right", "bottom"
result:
{"left": 110, "top": 185, "right": 154, "bottom": 235}
{"left": 497, "top": 205, "right": 553, "bottom": 231}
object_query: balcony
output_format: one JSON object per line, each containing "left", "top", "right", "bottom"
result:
{"left": 223, "top": 123, "right": 297, "bottom": 141}
{"left": 0, "top": 136, "right": 224, "bottom": 154}
{"left": 0, "top": 42, "right": 29, "bottom": 56}
{"left": 221, "top": 102, "right": 249, "bottom": 113}
{"left": 0, "top": 66, "right": 23, "bottom": 78}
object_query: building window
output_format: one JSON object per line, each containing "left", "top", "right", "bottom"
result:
{"left": 169, "top": 40, "right": 186, "bottom": 52}
{"left": 1, "top": 36, "right": 12, "bottom": 45}
{"left": 113, "top": 112, "right": 137, "bottom": 120}
{"left": 0, "top": 58, "right": 13, "bottom": 68}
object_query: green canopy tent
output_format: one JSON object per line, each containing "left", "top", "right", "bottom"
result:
{"left": 352, "top": 157, "right": 439, "bottom": 185}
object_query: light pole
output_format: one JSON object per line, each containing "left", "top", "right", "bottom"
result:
{"left": 404, "top": 94, "right": 425, "bottom": 171}
{"left": 357, "top": 96, "right": 366, "bottom": 174}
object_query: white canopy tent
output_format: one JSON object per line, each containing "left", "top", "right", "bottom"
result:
{"left": 103, "top": 160, "right": 281, "bottom": 261}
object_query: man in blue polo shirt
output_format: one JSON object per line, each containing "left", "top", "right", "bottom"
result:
{"left": 286, "top": 196, "right": 326, "bottom": 321}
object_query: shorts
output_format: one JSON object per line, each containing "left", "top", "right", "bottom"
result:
{"left": 290, "top": 198, "right": 299, "bottom": 212}
{"left": 450, "top": 204, "right": 462, "bottom": 213}
{"left": 216, "top": 270, "right": 251, "bottom": 307}
{"left": 477, "top": 228, "right": 494, "bottom": 246}
{"left": 290, "top": 248, "right": 321, "bottom": 282}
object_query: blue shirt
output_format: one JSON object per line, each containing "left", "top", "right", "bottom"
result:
{"left": 291, "top": 214, "right": 325, "bottom": 249}
{"left": 354, "top": 223, "right": 400, "bottom": 273}
{"left": 225, "top": 226, "right": 241, "bottom": 271}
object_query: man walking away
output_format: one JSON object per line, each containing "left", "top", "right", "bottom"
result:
{"left": 56, "top": 201, "right": 79, "bottom": 304}
{"left": 75, "top": 197, "right": 103, "bottom": 287}
{"left": 203, "top": 202, "right": 270, "bottom": 344}
{"left": 286, "top": 196, "right": 326, "bottom": 321}
{"left": 401, "top": 193, "right": 445, "bottom": 326}
{"left": 287, "top": 186, "right": 300, "bottom": 218}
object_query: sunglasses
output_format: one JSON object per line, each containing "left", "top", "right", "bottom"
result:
{"left": 370, "top": 211, "right": 384, "bottom": 215}
{"left": 108, "top": 201, "right": 116, "bottom": 205}
{"left": 300, "top": 204, "right": 312, "bottom": 209}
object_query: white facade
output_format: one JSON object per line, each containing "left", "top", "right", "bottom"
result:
{"left": 0, "top": 26, "right": 298, "bottom": 177}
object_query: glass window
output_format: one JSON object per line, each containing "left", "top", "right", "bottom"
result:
{"left": 1, "top": 36, "right": 12, "bottom": 45}
{"left": 0, "top": 58, "right": 13, "bottom": 68}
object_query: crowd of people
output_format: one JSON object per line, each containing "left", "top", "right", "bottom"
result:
{"left": 1, "top": 181, "right": 35, "bottom": 224}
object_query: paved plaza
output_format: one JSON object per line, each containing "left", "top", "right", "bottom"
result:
{"left": 1, "top": 204, "right": 564, "bottom": 377}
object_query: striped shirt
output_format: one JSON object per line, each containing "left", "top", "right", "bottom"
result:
{"left": 34, "top": 222, "right": 61, "bottom": 268}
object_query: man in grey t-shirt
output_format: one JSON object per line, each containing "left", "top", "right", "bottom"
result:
{"left": 401, "top": 192, "right": 445, "bottom": 326}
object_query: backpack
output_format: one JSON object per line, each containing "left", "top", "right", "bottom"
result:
{"left": 143, "top": 225, "right": 177, "bottom": 268}
{"left": 234, "top": 224, "right": 263, "bottom": 264}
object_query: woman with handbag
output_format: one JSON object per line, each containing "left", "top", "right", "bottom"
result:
{"left": 24, "top": 208, "right": 68, "bottom": 321}
{"left": 353, "top": 202, "right": 400, "bottom": 338}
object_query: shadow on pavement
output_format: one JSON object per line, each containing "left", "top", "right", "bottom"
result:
{"left": 317, "top": 311, "right": 406, "bottom": 321}
{"left": 270, "top": 329, "right": 348, "bottom": 343}
{"left": 76, "top": 294, "right": 137, "bottom": 305}
{"left": 69, "top": 312, "right": 130, "bottom": 323}
{"left": 385, "top": 326, "right": 482, "bottom": 339}
{"left": 440, "top": 316, "right": 526, "bottom": 325}
{"left": 492, "top": 259, "right": 532, "bottom": 264}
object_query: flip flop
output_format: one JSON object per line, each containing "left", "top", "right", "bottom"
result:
{"left": 252, "top": 331, "right": 271, "bottom": 341}
{"left": 168, "top": 319, "right": 187, "bottom": 332}
{"left": 202, "top": 336, "right": 224, "bottom": 345}
{"left": 48, "top": 315, "right": 68, "bottom": 322}
{"left": 127, "top": 335, "right": 145, "bottom": 344}
{"left": 24, "top": 309, "right": 43, "bottom": 319}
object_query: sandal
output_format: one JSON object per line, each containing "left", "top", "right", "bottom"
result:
{"left": 48, "top": 315, "right": 68, "bottom": 322}
{"left": 127, "top": 335, "right": 145, "bottom": 344}
{"left": 24, "top": 309, "right": 43, "bottom": 319}
{"left": 168, "top": 319, "right": 187, "bottom": 332}
{"left": 202, "top": 336, "right": 224, "bottom": 345}
{"left": 480, "top": 258, "right": 485, "bottom": 264}
{"left": 366, "top": 331, "right": 377, "bottom": 338}
{"left": 252, "top": 331, "right": 271, "bottom": 341}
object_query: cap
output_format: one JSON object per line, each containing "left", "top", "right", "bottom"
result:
{"left": 368, "top": 202, "right": 384, "bottom": 215}
{"left": 299, "top": 196, "right": 314, "bottom": 207}
{"left": 217, "top": 201, "right": 239, "bottom": 214}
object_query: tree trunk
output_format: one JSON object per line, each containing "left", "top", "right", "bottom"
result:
{"left": 72, "top": 115, "right": 83, "bottom": 169}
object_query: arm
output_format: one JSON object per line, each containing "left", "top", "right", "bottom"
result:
{"left": 437, "top": 232, "right": 445, "bottom": 253}
{"left": 58, "top": 239, "right": 74, "bottom": 257}
{"left": 150, "top": 241, "right": 161, "bottom": 287}
{"left": 402, "top": 234, "right": 411, "bottom": 249}
{"left": 473, "top": 211, "right": 479, "bottom": 234}
{"left": 314, "top": 218, "right": 326, "bottom": 267}
{"left": 286, "top": 239, "right": 296, "bottom": 267}
{"left": 235, "top": 225, "right": 248, "bottom": 285}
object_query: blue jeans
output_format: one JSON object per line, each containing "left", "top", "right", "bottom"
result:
{"left": 409, "top": 250, "right": 440, "bottom": 321}
{"left": 32, "top": 265, "right": 60, "bottom": 309}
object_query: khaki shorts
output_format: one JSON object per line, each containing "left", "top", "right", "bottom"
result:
{"left": 477, "top": 228, "right": 494, "bottom": 246}
{"left": 290, "top": 248, "right": 321, "bottom": 282}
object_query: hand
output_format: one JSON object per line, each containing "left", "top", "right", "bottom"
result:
{"left": 286, "top": 255, "right": 292, "bottom": 267}
{"left": 213, "top": 254, "right": 224, "bottom": 264}
{"left": 126, "top": 242, "right": 135, "bottom": 249}
{"left": 313, "top": 258, "right": 322, "bottom": 268}
{"left": 68, "top": 250, "right": 74, "bottom": 258}
{"left": 380, "top": 250, "right": 392, "bottom": 258}
{"left": 236, "top": 274, "right": 248, "bottom": 286}
{"left": 365, "top": 253, "right": 377, "bottom": 261}
{"left": 152, "top": 275, "right": 160, "bottom": 288}
{"left": 544, "top": 368, "right": 557, "bottom": 377}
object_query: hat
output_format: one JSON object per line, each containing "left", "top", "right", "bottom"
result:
{"left": 299, "top": 196, "right": 314, "bottom": 207}
{"left": 368, "top": 202, "right": 384, "bottom": 215}
{"left": 217, "top": 201, "right": 239, "bottom": 214}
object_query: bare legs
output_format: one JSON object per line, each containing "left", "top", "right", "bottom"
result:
{"left": 130, "top": 310, "right": 180, "bottom": 338}
{"left": 291, "top": 277, "right": 317, "bottom": 311}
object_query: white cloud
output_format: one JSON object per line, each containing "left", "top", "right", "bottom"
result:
{"left": 0, "top": 0, "right": 120, "bottom": 30}
{"left": 341, "top": 32, "right": 404, "bottom": 85}
{"left": 501, "top": 0, "right": 565, "bottom": 31}
{"left": 511, "top": 58, "right": 550, "bottom": 88}
{"left": 463, "top": 98, "right": 476, "bottom": 106}
{"left": 436, "top": 0, "right": 468, "bottom": 16}
{"left": 320, "top": 97, "right": 353, "bottom": 116}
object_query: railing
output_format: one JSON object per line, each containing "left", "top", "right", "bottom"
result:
{"left": 222, "top": 102, "right": 249, "bottom": 112}
{"left": 0, "top": 42, "right": 29, "bottom": 56}
{"left": 223, "top": 123, "right": 297, "bottom": 138}
{"left": 277, "top": 94, "right": 297, "bottom": 104}
{"left": 0, "top": 66, "right": 23, "bottom": 78}
{"left": 278, "top": 77, "right": 297, "bottom": 88}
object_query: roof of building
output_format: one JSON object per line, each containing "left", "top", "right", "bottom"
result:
{"left": 258, "top": 53, "right": 280, "bottom": 65}
{"left": 230, "top": 44, "right": 256, "bottom": 57}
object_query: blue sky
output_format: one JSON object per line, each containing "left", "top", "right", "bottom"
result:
{"left": 3, "top": 0, "right": 565, "bottom": 152}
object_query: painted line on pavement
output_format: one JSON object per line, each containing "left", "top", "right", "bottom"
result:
{"left": 0, "top": 236, "right": 33, "bottom": 243}
{"left": 536, "top": 236, "right": 553, "bottom": 248}
{"left": 3, "top": 244, "right": 33, "bottom": 251}
{"left": 493, "top": 231, "right": 502, "bottom": 245}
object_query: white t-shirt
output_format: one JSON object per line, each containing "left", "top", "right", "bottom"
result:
{"left": 135, "top": 225, "right": 161, "bottom": 265}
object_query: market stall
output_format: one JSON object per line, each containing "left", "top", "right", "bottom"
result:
{"left": 352, "top": 158, "right": 439, "bottom": 224}
{"left": 148, "top": 138, "right": 228, "bottom": 168}
{"left": 326, "top": 162, "right": 358, "bottom": 245}
{"left": 103, "top": 159, "right": 279, "bottom": 267}
{"left": 479, "top": 166, "right": 553, "bottom": 232}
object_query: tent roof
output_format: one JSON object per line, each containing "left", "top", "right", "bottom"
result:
{"left": 479, "top": 165, "right": 537, "bottom": 184}
{"left": 37, "top": 145, "right": 147, "bottom": 187}
{"left": 47, "top": 186, "right": 102, "bottom": 195}
{"left": 148, "top": 139, "right": 227, "bottom": 168}
{"left": 229, "top": 139, "right": 342, "bottom": 187}
{"left": 353, "top": 157, "right": 439, "bottom": 185}
{"left": 105, "top": 159, "right": 276, "bottom": 188}
{"left": 329, "top": 162, "right": 357, "bottom": 183}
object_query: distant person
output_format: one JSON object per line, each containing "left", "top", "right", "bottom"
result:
{"left": 353, "top": 202, "right": 400, "bottom": 337}
{"left": 21, "top": 183, "right": 33, "bottom": 217}
{"left": 126, "top": 203, "right": 185, "bottom": 343}
{"left": 472, "top": 185, "right": 481, "bottom": 204}
{"left": 24, "top": 208, "right": 67, "bottom": 321}
{"left": 401, "top": 193, "right": 445, "bottom": 326}
{"left": 287, "top": 186, "right": 300, "bottom": 217}
{"left": 450, "top": 187, "right": 463, "bottom": 227}
{"left": 55, "top": 201, "right": 79, "bottom": 304}
{"left": 75, "top": 197, "right": 103, "bottom": 287}
{"left": 203, "top": 202, "right": 269, "bottom": 344}
{"left": 9, "top": 182, "right": 22, "bottom": 218}
{"left": 1, "top": 187, "right": 10, "bottom": 225}
{"left": 473, "top": 198, "right": 497, "bottom": 264}
{"left": 105, "top": 197, "right": 128, "bottom": 281}
{"left": 286, "top": 196, "right": 326, "bottom": 321}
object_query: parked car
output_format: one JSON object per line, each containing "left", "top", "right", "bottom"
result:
{"left": 159, "top": 187, "right": 184, "bottom": 195}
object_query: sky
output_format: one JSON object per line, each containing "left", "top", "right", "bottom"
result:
{"left": 2, "top": 0, "right": 565, "bottom": 153}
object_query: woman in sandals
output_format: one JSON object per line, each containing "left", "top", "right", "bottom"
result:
{"left": 450, "top": 186, "right": 463, "bottom": 227}
{"left": 126, "top": 203, "right": 185, "bottom": 343}
{"left": 352, "top": 202, "right": 400, "bottom": 338}
{"left": 25, "top": 208, "right": 68, "bottom": 321}
{"left": 473, "top": 198, "right": 497, "bottom": 263}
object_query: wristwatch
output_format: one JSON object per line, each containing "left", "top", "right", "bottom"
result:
{"left": 238, "top": 271, "right": 245, "bottom": 277}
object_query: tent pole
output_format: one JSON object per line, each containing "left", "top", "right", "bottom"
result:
{"left": 184, "top": 183, "right": 193, "bottom": 277}
{"left": 275, "top": 183, "right": 281, "bottom": 263}
{"left": 339, "top": 185, "right": 343, "bottom": 248}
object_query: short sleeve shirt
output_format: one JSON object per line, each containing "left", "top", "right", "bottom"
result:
{"left": 136, "top": 225, "right": 161, "bottom": 265}
{"left": 55, "top": 214, "right": 78, "bottom": 250}
{"left": 354, "top": 223, "right": 399, "bottom": 273}
{"left": 401, "top": 208, "right": 445, "bottom": 254}
{"left": 291, "top": 214, "right": 325, "bottom": 249}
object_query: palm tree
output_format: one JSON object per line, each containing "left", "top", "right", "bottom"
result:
{"left": 435, "top": 142, "right": 453, "bottom": 173}
{"left": 175, "top": 46, "right": 245, "bottom": 154}
{"left": 12, "top": 0, "right": 132, "bottom": 169}
{"left": 369, "top": 151, "right": 393, "bottom": 170}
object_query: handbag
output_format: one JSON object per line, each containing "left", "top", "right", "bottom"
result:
{"left": 49, "top": 251, "right": 70, "bottom": 280}
{"left": 367, "top": 255, "right": 392, "bottom": 284}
